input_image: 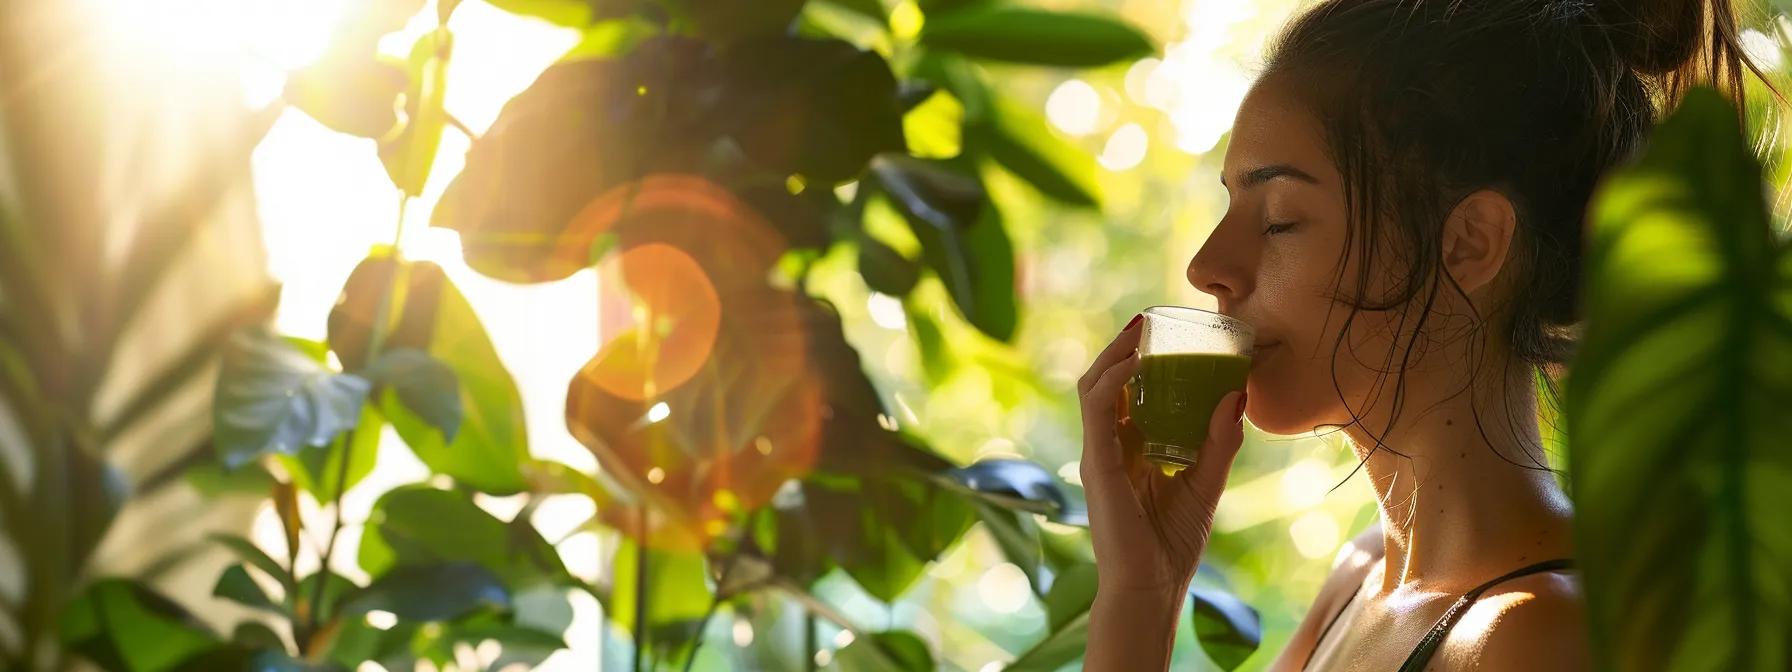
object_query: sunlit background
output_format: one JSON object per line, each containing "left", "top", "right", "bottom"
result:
{"left": 72, "top": 0, "right": 1792, "bottom": 669}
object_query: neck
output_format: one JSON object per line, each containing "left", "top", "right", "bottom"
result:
{"left": 1342, "top": 362, "right": 1575, "bottom": 591}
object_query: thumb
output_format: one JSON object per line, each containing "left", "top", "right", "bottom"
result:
{"left": 1187, "top": 391, "right": 1247, "bottom": 499}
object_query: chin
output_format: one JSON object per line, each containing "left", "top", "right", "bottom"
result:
{"left": 1242, "top": 379, "right": 1332, "bottom": 436}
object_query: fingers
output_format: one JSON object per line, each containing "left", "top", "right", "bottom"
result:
{"left": 1186, "top": 391, "right": 1248, "bottom": 498}
{"left": 1079, "top": 350, "right": 1142, "bottom": 478}
{"left": 1077, "top": 316, "right": 1143, "bottom": 397}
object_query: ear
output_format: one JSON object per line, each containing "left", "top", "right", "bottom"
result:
{"left": 1441, "top": 189, "right": 1518, "bottom": 295}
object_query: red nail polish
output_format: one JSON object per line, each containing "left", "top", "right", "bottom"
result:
{"left": 1124, "top": 314, "right": 1143, "bottom": 331}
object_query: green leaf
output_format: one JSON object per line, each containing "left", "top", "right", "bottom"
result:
{"left": 1189, "top": 582, "right": 1262, "bottom": 670}
{"left": 870, "top": 154, "right": 985, "bottom": 230}
{"left": 380, "top": 30, "right": 453, "bottom": 197}
{"left": 905, "top": 308, "right": 951, "bottom": 384}
{"left": 819, "top": 0, "right": 886, "bottom": 25}
{"left": 899, "top": 191, "right": 1017, "bottom": 341}
{"left": 358, "top": 485, "right": 568, "bottom": 589}
{"left": 365, "top": 348, "right": 462, "bottom": 441}
{"left": 919, "top": 7, "right": 1153, "bottom": 67}
{"left": 185, "top": 462, "right": 277, "bottom": 497}
{"left": 832, "top": 630, "right": 934, "bottom": 672}
{"left": 213, "top": 565, "right": 279, "bottom": 612}
{"left": 211, "top": 534, "right": 290, "bottom": 590}
{"left": 1043, "top": 563, "right": 1097, "bottom": 633}
{"left": 1004, "top": 610, "right": 1089, "bottom": 672}
{"left": 61, "top": 579, "right": 222, "bottom": 672}
{"left": 721, "top": 36, "right": 908, "bottom": 183}
{"left": 916, "top": 0, "right": 987, "bottom": 16}
{"left": 243, "top": 649, "right": 344, "bottom": 672}
{"left": 289, "top": 571, "right": 361, "bottom": 624}
{"left": 279, "top": 402, "right": 383, "bottom": 503}
{"left": 969, "top": 502, "right": 1042, "bottom": 594}
{"left": 213, "top": 329, "right": 371, "bottom": 468}
{"left": 858, "top": 236, "right": 922, "bottom": 296}
{"left": 561, "top": 17, "right": 657, "bottom": 61}
{"left": 804, "top": 474, "right": 975, "bottom": 602}
{"left": 340, "top": 562, "right": 511, "bottom": 621}
{"left": 609, "top": 538, "right": 713, "bottom": 647}
{"left": 949, "top": 459, "right": 1068, "bottom": 515}
{"left": 680, "top": 0, "right": 809, "bottom": 44}
{"left": 483, "top": 0, "right": 618, "bottom": 26}
{"left": 903, "top": 88, "right": 964, "bottom": 159}
{"left": 1569, "top": 87, "right": 1792, "bottom": 671}
{"left": 231, "top": 621, "right": 286, "bottom": 651}
{"left": 328, "top": 252, "right": 530, "bottom": 494}
{"left": 970, "top": 98, "right": 1100, "bottom": 207}
{"left": 286, "top": 54, "right": 409, "bottom": 139}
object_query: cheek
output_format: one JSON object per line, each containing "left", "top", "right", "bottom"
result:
{"left": 1243, "top": 243, "right": 1357, "bottom": 433}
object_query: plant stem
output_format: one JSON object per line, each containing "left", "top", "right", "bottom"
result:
{"left": 304, "top": 428, "right": 357, "bottom": 648}
{"left": 678, "top": 554, "right": 742, "bottom": 672}
{"left": 634, "top": 506, "right": 649, "bottom": 672}
{"left": 805, "top": 611, "right": 818, "bottom": 672}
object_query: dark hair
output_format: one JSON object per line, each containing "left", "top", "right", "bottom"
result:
{"left": 1261, "top": 0, "right": 1774, "bottom": 467}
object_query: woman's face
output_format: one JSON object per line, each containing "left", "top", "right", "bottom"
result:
{"left": 1191, "top": 76, "right": 1416, "bottom": 436}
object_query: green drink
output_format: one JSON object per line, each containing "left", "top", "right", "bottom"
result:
{"left": 1124, "top": 307, "right": 1254, "bottom": 477}
{"left": 1127, "top": 353, "right": 1251, "bottom": 476}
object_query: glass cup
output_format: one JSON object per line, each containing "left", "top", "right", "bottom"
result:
{"left": 1124, "top": 306, "right": 1254, "bottom": 477}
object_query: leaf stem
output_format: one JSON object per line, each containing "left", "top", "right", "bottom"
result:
{"left": 804, "top": 611, "right": 818, "bottom": 672}
{"left": 634, "top": 507, "right": 649, "bottom": 672}
{"left": 446, "top": 113, "right": 477, "bottom": 142}
{"left": 304, "top": 428, "right": 357, "bottom": 650}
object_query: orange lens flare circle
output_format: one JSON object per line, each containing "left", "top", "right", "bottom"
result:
{"left": 584, "top": 244, "right": 721, "bottom": 401}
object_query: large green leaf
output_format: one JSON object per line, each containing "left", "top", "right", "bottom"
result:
{"left": 679, "top": 0, "right": 809, "bottom": 44}
{"left": 969, "top": 98, "right": 1100, "bottom": 207}
{"left": 379, "top": 30, "right": 453, "bottom": 197}
{"left": 358, "top": 485, "right": 568, "bottom": 590}
{"left": 210, "top": 533, "right": 290, "bottom": 590}
{"left": 339, "top": 562, "right": 510, "bottom": 621}
{"left": 328, "top": 252, "right": 529, "bottom": 494}
{"left": 831, "top": 630, "right": 934, "bottom": 672}
{"left": 365, "top": 348, "right": 462, "bottom": 441}
{"left": 1189, "top": 581, "right": 1261, "bottom": 670}
{"left": 279, "top": 402, "right": 382, "bottom": 504}
{"left": 1042, "top": 563, "right": 1097, "bottom": 634}
{"left": 919, "top": 8, "right": 1153, "bottom": 67}
{"left": 858, "top": 235, "right": 921, "bottom": 297}
{"left": 608, "top": 538, "right": 713, "bottom": 657}
{"left": 483, "top": 0, "right": 626, "bottom": 26}
{"left": 286, "top": 54, "right": 408, "bottom": 139}
{"left": 801, "top": 473, "right": 976, "bottom": 602}
{"left": 1569, "top": 87, "right": 1792, "bottom": 671}
{"left": 720, "top": 36, "right": 908, "bottom": 183}
{"left": 61, "top": 579, "right": 222, "bottom": 672}
{"left": 213, "top": 565, "right": 279, "bottom": 613}
{"left": 897, "top": 190, "right": 1017, "bottom": 341}
{"left": 213, "top": 329, "right": 371, "bottom": 468}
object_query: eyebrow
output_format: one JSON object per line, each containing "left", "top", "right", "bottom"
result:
{"left": 1220, "top": 164, "right": 1321, "bottom": 190}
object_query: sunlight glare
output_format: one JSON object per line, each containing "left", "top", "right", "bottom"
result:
{"left": 1279, "top": 459, "right": 1332, "bottom": 509}
{"left": 733, "top": 618, "right": 755, "bottom": 647}
{"left": 1742, "top": 29, "right": 1783, "bottom": 71}
{"left": 647, "top": 402, "right": 671, "bottom": 423}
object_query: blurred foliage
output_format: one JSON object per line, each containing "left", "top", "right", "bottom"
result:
{"left": 12, "top": 0, "right": 1792, "bottom": 670}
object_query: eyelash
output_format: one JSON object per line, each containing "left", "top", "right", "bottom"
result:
{"left": 1265, "top": 221, "right": 1298, "bottom": 235}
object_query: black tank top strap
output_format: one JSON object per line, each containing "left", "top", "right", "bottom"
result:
{"left": 1396, "top": 558, "right": 1574, "bottom": 671}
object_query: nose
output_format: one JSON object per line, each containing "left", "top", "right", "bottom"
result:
{"left": 1187, "top": 220, "right": 1250, "bottom": 311}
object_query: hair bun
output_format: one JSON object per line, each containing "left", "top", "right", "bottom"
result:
{"left": 1595, "top": 0, "right": 1706, "bottom": 75}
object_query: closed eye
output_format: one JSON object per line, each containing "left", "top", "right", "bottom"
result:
{"left": 1265, "top": 221, "right": 1298, "bottom": 235}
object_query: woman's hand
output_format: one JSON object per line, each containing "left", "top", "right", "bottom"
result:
{"left": 1078, "top": 317, "right": 1248, "bottom": 593}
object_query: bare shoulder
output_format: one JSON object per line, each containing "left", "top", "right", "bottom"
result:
{"left": 1267, "top": 522, "right": 1384, "bottom": 671}
{"left": 1444, "top": 570, "right": 1590, "bottom": 671}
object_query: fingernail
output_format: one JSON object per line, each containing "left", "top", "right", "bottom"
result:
{"left": 1234, "top": 392, "right": 1248, "bottom": 425}
{"left": 1124, "top": 314, "right": 1143, "bottom": 331}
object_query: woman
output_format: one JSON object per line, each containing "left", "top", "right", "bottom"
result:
{"left": 1078, "top": 0, "right": 1770, "bottom": 669}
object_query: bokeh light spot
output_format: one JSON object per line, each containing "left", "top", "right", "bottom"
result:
{"left": 1099, "top": 123, "right": 1149, "bottom": 171}
{"left": 648, "top": 402, "right": 671, "bottom": 423}
{"left": 647, "top": 467, "right": 665, "bottom": 484}
{"left": 867, "top": 292, "right": 907, "bottom": 330}
{"left": 1290, "top": 510, "right": 1340, "bottom": 559}
{"left": 732, "top": 618, "right": 754, "bottom": 647}
{"left": 1046, "top": 79, "right": 1102, "bottom": 136}
{"left": 1280, "top": 459, "right": 1332, "bottom": 510}
{"left": 977, "top": 563, "right": 1032, "bottom": 614}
